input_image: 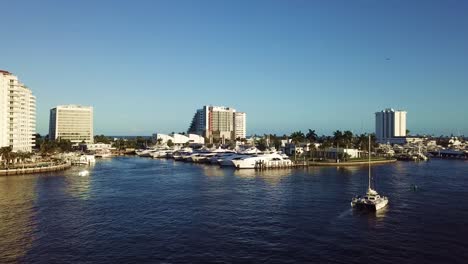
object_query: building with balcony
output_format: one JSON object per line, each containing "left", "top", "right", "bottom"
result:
{"left": 188, "top": 105, "right": 247, "bottom": 140}
{"left": 234, "top": 112, "right": 246, "bottom": 139}
{"left": 49, "top": 105, "right": 94, "bottom": 144}
{"left": 0, "top": 70, "right": 36, "bottom": 152}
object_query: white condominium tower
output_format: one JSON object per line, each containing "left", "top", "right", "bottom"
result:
{"left": 0, "top": 70, "right": 36, "bottom": 152}
{"left": 375, "top": 108, "right": 407, "bottom": 143}
{"left": 234, "top": 112, "right": 246, "bottom": 139}
{"left": 188, "top": 105, "right": 247, "bottom": 140}
{"left": 49, "top": 105, "right": 94, "bottom": 144}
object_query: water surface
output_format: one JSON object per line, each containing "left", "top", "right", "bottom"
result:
{"left": 1, "top": 157, "right": 467, "bottom": 263}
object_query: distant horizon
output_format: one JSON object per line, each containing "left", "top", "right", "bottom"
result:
{"left": 2, "top": 0, "right": 467, "bottom": 136}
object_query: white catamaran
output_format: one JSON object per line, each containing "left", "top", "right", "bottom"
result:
{"left": 351, "top": 135, "right": 388, "bottom": 211}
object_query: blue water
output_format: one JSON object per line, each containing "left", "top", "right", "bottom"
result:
{"left": 1, "top": 157, "right": 467, "bottom": 263}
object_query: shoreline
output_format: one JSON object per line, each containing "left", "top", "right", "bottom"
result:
{"left": 0, "top": 161, "right": 72, "bottom": 176}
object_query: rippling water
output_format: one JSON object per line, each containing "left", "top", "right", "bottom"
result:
{"left": 1, "top": 157, "right": 467, "bottom": 263}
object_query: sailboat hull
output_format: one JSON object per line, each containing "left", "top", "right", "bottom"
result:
{"left": 351, "top": 198, "right": 388, "bottom": 211}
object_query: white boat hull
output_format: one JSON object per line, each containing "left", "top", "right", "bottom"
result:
{"left": 351, "top": 197, "right": 388, "bottom": 211}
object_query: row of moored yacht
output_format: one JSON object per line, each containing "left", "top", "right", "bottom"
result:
{"left": 135, "top": 147, "right": 293, "bottom": 169}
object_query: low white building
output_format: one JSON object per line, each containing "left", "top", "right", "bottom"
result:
{"left": 153, "top": 133, "right": 174, "bottom": 144}
{"left": 86, "top": 143, "right": 114, "bottom": 151}
{"left": 153, "top": 133, "right": 205, "bottom": 145}
{"left": 188, "top": 134, "right": 205, "bottom": 144}
{"left": 316, "top": 148, "right": 363, "bottom": 159}
{"left": 172, "top": 134, "right": 189, "bottom": 144}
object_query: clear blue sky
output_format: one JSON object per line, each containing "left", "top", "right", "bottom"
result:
{"left": 1, "top": 0, "right": 467, "bottom": 136}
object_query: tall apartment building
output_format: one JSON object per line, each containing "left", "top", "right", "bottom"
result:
{"left": 49, "top": 105, "right": 94, "bottom": 144}
{"left": 188, "top": 105, "right": 247, "bottom": 140}
{"left": 375, "top": 108, "right": 407, "bottom": 143}
{"left": 0, "top": 70, "right": 36, "bottom": 152}
{"left": 234, "top": 112, "right": 246, "bottom": 139}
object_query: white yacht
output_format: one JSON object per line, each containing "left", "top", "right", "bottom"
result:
{"left": 231, "top": 153, "right": 292, "bottom": 169}
{"left": 218, "top": 147, "right": 263, "bottom": 167}
{"left": 171, "top": 148, "right": 193, "bottom": 160}
{"left": 136, "top": 149, "right": 157, "bottom": 157}
{"left": 210, "top": 152, "right": 238, "bottom": 165}
{"left": 351, "top": 136, "right": 388, "bottom": 211}
{"left": 150, "top": 150, "right": 169, "bottom": 159}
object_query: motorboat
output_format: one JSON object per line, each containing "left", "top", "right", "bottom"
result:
{"left": 135, "top": 149, "right": 157, "bottom": 157}
{"left": 231, "top": 153, "right": 292, "bottom": 169}
{"left": 209, "top": 152, "right": 238, "bottom": 165}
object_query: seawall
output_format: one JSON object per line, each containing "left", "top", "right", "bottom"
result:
{"left": 305, "top": 159, "right": 397, "bottom": 167}
{"left": 0, "top": 162, "right": 72, "bottom": 176}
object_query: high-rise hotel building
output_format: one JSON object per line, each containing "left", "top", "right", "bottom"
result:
{"left": 49, "top": 105, "right": 94, "bottom": 144}
{"left": 375, "top": 108, "right": 407, "bottom": 143}
{"left": 188, "top": 105, "right": 246, "bottom": 140}
{"left": 234, "top": 112, "right": 246, "bottom": 140}
{"left": 0, "top": 70, "right": 36, "bottom": 152}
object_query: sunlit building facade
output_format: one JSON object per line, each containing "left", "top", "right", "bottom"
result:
{"left": 49, "top": 105, "right": 94, "bottom": 144}
{"left": 188, "top": 105, "right": 247, "bottom": 140}
{"left": 0, "top": 70, "right": 36, "bottom": 152}
{"left": 375, "top": 108, "right": 407, "bottom": 143}
{"left": 234, "top": 112, "right": 246, "bottom": 139}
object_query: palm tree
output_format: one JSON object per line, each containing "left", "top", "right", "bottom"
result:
{"left": 356, "top": 133, "right": 368, "bottom": 150}
{"left": 290, "top": 131, "right": 305, "bottom": 144}
{"left": 333, "top": 130, "right": 343, "bottom": 145}
{"left": 0, "top": 146, "right": 12, "bottom": 168}
{"left": 306, "top": 129, "right": 318, "bottom": 143}
{"left": 343, "top": 130, "right": 353, "bottom": 148}
{"left": 16, "top": 151, "right": 32, "bottom": 164}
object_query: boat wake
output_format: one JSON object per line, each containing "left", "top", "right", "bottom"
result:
{"left": 337, "top": 208, "right": 353, "bottom": 219}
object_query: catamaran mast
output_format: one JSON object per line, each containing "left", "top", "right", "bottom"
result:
{"left": 368, "top": 135, "right": 371, "bottom": 191}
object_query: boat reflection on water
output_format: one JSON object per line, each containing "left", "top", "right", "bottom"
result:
{"left": 233, "top": 168, "right": 293, "bottom": 185}
{"left": 336, "top": 166, "right": 362, "bottom": 175}
{"left": 201, "top": 165, "right": 225, "bottom": 177}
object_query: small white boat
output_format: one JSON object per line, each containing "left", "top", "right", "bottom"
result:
{"left": 78, "top": 170, "right": 89, "bottom": 177}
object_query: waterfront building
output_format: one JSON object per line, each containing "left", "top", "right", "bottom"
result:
{"left": 188, "top": 134, "right": 205, "bottom": 145}
{"left": 188, "top": 105, "right": 247, "bottom": 140}
{"left": 153, "top": 133, "right": 174, "bottom": 144}
{"left": 375, "top": 108, "right": 407, "bottom": 143}
{"left": 0, "top": 70, "right": 36, "bottom": 152}
{"left": 314, "top": 148, "right": 363, "bottom": 160}
{"left": 49, "top": 105, "right": 94, "bottom": 144}
{"left": 86, "top": 143, "right": 114, "bottom": 151}
{"left": 152, "top": 133, "right": 205, "bottom": 145}
{"left": 234, "top": 112, "right": 246, "bottom": 139}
